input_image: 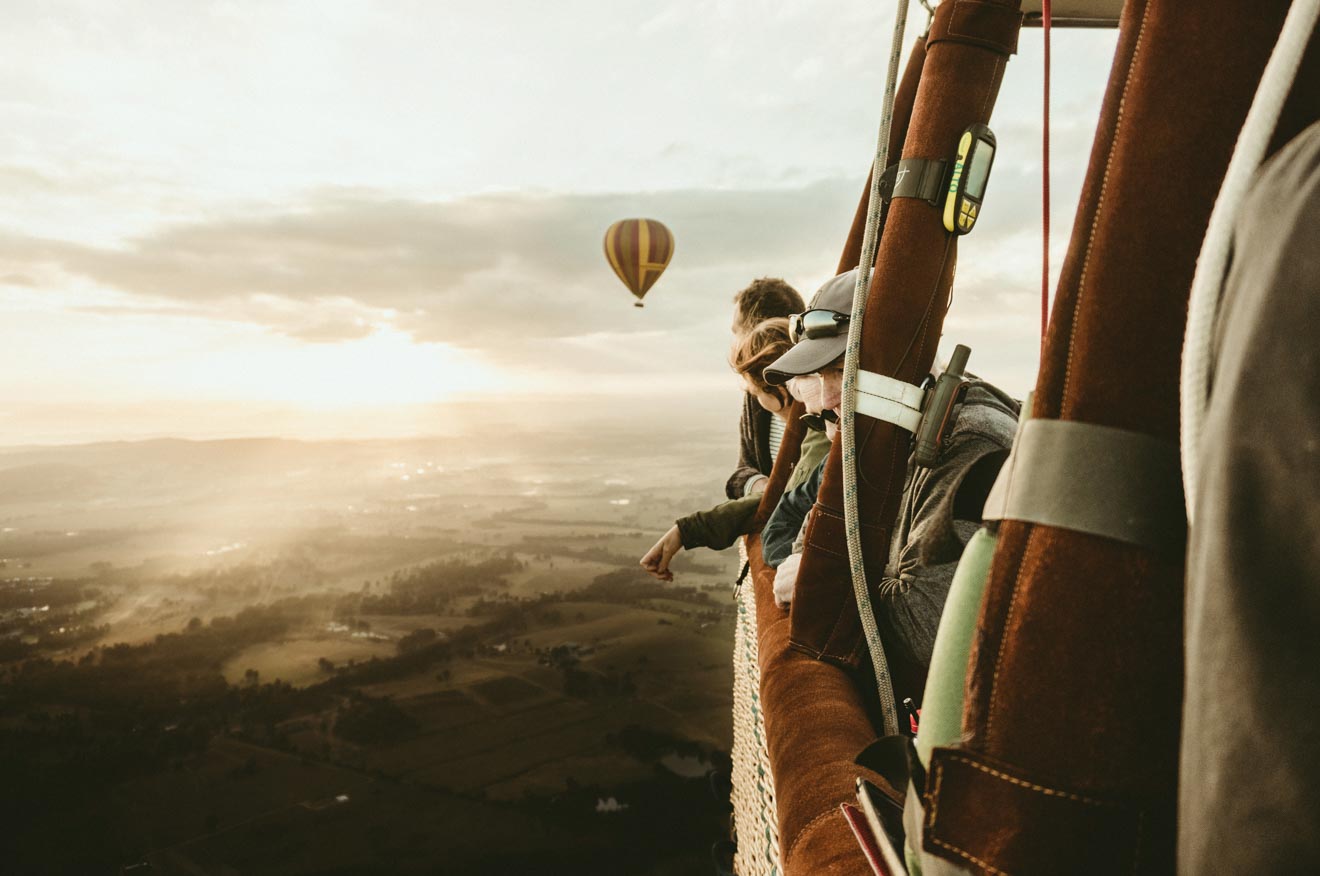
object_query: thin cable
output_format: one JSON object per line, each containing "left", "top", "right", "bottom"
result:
{"left": 841, "top": 0, "right": 911, "bottom": 737}
{"left": 1180, "top": 0, "right": 1320, "bottom": 519}
{"left": 1041, "top": 0, "right": 1051, "bottom": 349}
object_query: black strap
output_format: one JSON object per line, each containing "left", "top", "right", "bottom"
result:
{"left": 733, "top": 560, "right": 751, "bottom": 599}
{"left": 878, "top": 158, "right": 949, "bottom": 207}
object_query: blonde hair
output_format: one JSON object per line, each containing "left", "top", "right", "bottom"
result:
{"left": 730, "top": 317, "right": 794, "bottom": 407}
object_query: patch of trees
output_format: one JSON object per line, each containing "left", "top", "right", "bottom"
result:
{"left": 516, "top": 539, "right": 638, "bottom": 567}
{"left": 170, "top": 555, "right": 327, "bottom": 602}
{"left": 396, "top": 627, "right": 438, "bottom": 655}
{"left": 609, "top": 724, "right": 706, "bottom": 764}
{"left": 2, "top": 598, "right": 318, "bottom": 715}
{"left": 0, "top": 577, "right": 112, "bottom": 661}
{"left": 340, "top": 554, "right": 522, "bottom": 616}
{"left": 333, "top": 693, "right": 418, "bottom": 745}
{"left": 560, "top": 665, "right": 636, "bottom": 699}
{"left": 583, "top": 567, "right": 716, "bottom": 606}
{"left": 0, "top": 577, "right": 98, "bottom": 611}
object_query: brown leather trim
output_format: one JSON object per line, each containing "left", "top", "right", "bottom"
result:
{"left": 834, "top": 39, "right": 930, "bottom": 277}
{"left": 928, "top": 0, "right": 1025, "bottom": 56}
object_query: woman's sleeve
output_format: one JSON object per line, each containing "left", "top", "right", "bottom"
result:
{"left": 725, "top": 395, "right": 766, "bottom": 499}
{"left": 676, "top": 495, "right": 760, "bottom": 552}
{"left": 761, "top": 460, "right": 826, "bottom": 567}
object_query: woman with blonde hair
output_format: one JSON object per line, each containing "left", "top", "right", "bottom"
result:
{"left": 640, "top": 318, "right": 831, "bottom": 582}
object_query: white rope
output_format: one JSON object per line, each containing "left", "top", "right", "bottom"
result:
{"left": 1180, "top": 0, "right": 1320, "bottom": 520}
{"left": 842, "top": 0, "right": 912, "bottom": 738}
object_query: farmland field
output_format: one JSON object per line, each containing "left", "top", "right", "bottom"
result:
{"left": 0, "top": 424, "right": 747, "bottom": 874}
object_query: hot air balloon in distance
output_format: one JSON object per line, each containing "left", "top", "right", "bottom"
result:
{"left": 603, "top": 218, "right": 674, "bottom": 307}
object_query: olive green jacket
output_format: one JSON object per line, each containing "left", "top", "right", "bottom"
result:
{"left": 676, "top": 427, "right": 831, "bottom": 551}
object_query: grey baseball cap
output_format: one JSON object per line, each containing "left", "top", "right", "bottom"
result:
{"left": 762, "top": 268, "right": 859, "bottom": 385}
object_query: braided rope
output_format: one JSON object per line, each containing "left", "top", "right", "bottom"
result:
{"left": 1180, "top": 0, "right": 1320, "bottom": 519}
{"left": 731, "top": 542, "right": 782, "bottom": 876}
{"left": 841, "top": 0, "right": 911, "bottom": 739}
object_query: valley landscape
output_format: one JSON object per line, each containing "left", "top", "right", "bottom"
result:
{"left": 0, "top": 406, "right": 745, "bottom": 875}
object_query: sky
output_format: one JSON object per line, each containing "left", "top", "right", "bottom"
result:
{"left": 0, "top": 1, "right": 1118, "bottom": 445}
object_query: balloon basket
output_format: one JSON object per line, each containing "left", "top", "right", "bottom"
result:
{"left": 634, "top": 302, "right": 644, "bottom": 308}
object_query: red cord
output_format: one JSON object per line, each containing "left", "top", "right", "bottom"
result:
{"left": 1041, "top": 0, "right": 1051, "bottom": 350}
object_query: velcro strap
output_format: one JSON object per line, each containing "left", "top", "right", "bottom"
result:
{"left": 855, "top": 370, "right": 926, "bottom": 433}
{"left": 923, "top": 748, "right": 1156, "bottom": 874}
{"left": 982, "top": 418, "right": 1186, "bottom": 552}
{"left": 878, "top": 158, "right": 949, "bottom": 206}
{"left": 927, "top": 0, "right": 1024, "bottom": 56}
{"left": 904, "top": 782, "right": 973, "bottom": 876}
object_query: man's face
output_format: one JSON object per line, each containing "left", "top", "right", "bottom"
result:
{"left": 787, "top": 365, "right": 844, "bottom": 440}
{"left": 790, "top": 365, "right": 844, "bottom": 415}
{"left": 787, "top": 374, "right": 823, "bottom": 413}
{"left": 816, "top": 365, "right": 844, "bottom": 415}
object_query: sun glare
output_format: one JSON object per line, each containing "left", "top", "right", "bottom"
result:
{"left": 213, "top": 328, "right": 508, "bottom": 407}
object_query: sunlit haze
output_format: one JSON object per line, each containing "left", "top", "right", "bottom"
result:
{"left": 1, "top": 1, "right": 1115, "bottom": 444}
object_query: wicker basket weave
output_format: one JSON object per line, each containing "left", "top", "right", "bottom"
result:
{"left": 730, "top": 541, "right": 783, "bottom": 876}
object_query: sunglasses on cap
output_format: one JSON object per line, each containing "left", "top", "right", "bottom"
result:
{"left": 799, "top": 408, "right": 839, "bottom": 432}
{"left": 789, "top": 309, "right": 850, "bottom": 344}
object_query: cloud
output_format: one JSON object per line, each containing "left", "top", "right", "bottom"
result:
{"left": 1, "top": 168, "right": 1060, "bottom": 392}
{"left": 0, "top": 180, "right": 861, "bottom": 355}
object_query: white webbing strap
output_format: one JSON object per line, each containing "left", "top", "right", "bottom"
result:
{"left": 855, "top": 369, "right": 926, "bottom": 433}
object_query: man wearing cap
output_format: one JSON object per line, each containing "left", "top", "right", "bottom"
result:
{"left": 761, "top": 268, "right": 1019, "bottom": 673}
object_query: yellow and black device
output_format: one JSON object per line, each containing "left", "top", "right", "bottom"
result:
{"left": 943, "top": 124, "right": 996, "bottom": 234}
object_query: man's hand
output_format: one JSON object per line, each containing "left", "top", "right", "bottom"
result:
{"left": 773, "top": 552, "right": 801, "bottom": 608}
{"left": 640, "top": 525, "right": 683, "bottom": 582}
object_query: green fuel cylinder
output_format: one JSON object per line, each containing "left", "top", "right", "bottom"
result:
{"left": 915, "top": 524, "right": 998, "bottom": 767}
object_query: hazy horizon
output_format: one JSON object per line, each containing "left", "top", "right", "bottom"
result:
{"left": 0, "top": 385, "right": 758, "bottom": 448}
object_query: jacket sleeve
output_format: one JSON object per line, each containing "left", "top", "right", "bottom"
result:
{"left": 676, "top": 495, "right": 760, "bottom": 552}
{"left": 761, "top": 459, "right": 826, "bottom": 568}
{"left": 725, "top": 394, "right": 766, "bottom": 500}
{"left": 691, "top": 426, "right": 836, "bottom": 556}
{"left": 872, "top": 435, "right": 1009, "bottom": 671}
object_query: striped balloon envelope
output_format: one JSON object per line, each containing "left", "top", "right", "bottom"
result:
{"left": 603, "top": 218, "right": 675, "bottom": 307}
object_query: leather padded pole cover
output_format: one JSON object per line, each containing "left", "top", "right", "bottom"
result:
{"left": 920, "top": 2, "right": 1299, "bottom": 873}
{"left": 746, "top": 39, "right": 929, "bottom": 876}
{"left": 790, "top": 0, "right": 1023, "bottom": 691}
